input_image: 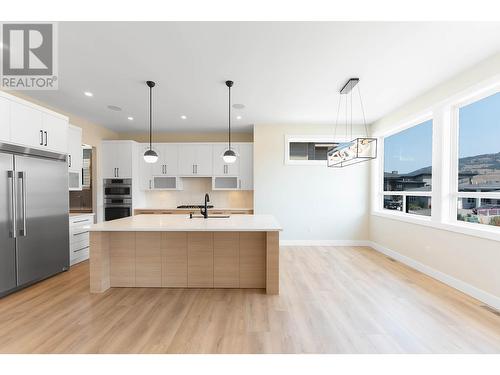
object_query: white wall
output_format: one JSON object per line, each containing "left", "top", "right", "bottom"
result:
{"left": 254, "top": 124, "right": 370, "bottom": 243}
{"left": 369, "top": 51, "right": 500, "bottom": 308}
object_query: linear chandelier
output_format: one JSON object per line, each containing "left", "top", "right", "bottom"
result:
{"left": 327, "top": 78, "right": 377, "bottom": 168}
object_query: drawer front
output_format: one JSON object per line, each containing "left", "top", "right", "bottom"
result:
{"left": 70, "top": 228, "right": 90, "bottom": 244}
{"left": 70, "top": 246, "right": 89, "bottom": 265}
{"left": 69, "top": 216, "right": 93, "bottom": 226}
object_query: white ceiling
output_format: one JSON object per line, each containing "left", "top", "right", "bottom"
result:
{"left": 23, "top": 22, "right": 500, "bottom": 133}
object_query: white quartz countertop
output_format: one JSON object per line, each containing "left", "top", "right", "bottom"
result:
{"left": 89, "top": 214, "right": 282, "bottom": 232}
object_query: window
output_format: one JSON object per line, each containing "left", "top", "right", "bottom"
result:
{"left": 382, "top": 119, "right": 433, "bottom": 216}
{"left": 285, "top": 136, "right": 339, "bottom": 165}
{"left": 289, "top": 142, "right": 333, "bottom": 161}
{"left": 456, "top": 92, "right": 500, "bottom": 228}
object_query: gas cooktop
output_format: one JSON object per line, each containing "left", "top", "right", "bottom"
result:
{"left": 177, "top": 205, "right": 214, "bottom": 209}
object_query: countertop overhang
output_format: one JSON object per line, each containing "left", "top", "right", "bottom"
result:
{"left": 89, "top": 214, "right": 282, "bottom": 232}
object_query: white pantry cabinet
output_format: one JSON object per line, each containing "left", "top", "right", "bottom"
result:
{"left": 212, "top": 143, "right": 239, "bottom": 176}
{"left": 68, "top": 125, "right": 83, "bottom": 191}
{"left": 101, "top": 141, "right": 135, "bottom": 178}
{"left": 178, "top": 144, "right": 213, "bottom": 176}
{"left": 0, "top": 92, "right": 68, "bottom": 154}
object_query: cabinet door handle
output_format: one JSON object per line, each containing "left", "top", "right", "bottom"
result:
{"left": 68, "top": 155, "right": 72, "bottom": 167}
{"left": 195, "top": 164, "right": 198, "bottom": 174}
{"left": 39, "top": 130, "right": 44, "bottom": 145}
{"left": 117, "top": 168, "right": 119, "bottom": 177}
{"left": 44, "top": 131, "right": 48, "bottom": 146}
{"left": 149, "top": 180, "right": 152, "bottom": 190}
{"left": 192, "top": 164, "right": 195, "bottom": 174}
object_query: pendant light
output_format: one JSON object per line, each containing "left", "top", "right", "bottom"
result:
{"left": 327, "top": 78, "right": 377, "bottom": 168}
{"left": 222, "top": 80, "right": 238, "bottom": 164}
{"left": 143, "top": 80, "right": 159, "bottom": 163}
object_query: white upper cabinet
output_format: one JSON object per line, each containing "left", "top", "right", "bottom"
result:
{"left": 1, "top": 92, "right": 68, "bottom": 154}
{"left": 212, "top": 143, "right": 240, "bottom": 176}
{"left": 151, "top": 143, "right": 179, "bottom": 176}
{"left": 178, "top": 144, "right": 213, "bottom": 176}
{"left": 10, "top": 100, "right": 44, "bottom": 148}
{"left": 238, "top": 143, "right": 253, "bottom": 190}
{"left": 68, "top": 125, "right": 83, "bottom": 172}
{"left": 101, "top": 141, "right": 134, "bottom": 178}
{"left": 0, "top": 97, "right": 10, "bottom": 142}
{"left": 138, "top": 143, "right": 154, "bottom": 190}
{"left": 42, "top": 112, "right": 68, "bottom": 153}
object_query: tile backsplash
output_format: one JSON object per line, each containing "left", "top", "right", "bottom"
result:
{"left": 142, "top": 177, "right": 253, "bottom": 208}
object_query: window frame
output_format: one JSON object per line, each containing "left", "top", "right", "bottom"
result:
{"left": 449, "top": 87, "right": 500, "bottom": 229}
{"left": 284, "top": 135, "right": 351, "bottom": 166}
{"left": 378, "top": 114, "right": 434, "bottom": 219}
{"left": 372, "top": 75, "right": 500, "bottom": 242}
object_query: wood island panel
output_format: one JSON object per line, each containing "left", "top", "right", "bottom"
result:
{"left": 161, "top": 232, "right": 188, "bottom": 287}
{"left": 109, "top": 232, "right": 136, "bottom": 287}
{"left": 90, "top": 230, "right": 279, "bottom": 294}
{"left": 136, "top": 232, "right": 161, "bottom": 287}
{"left": 187, "top": 232, "right": 214, "bottom": 287}
{"left": 239, "top": 232, "right": 266, "bottom": 288}
{"left": 213, "top": 232, "right": 240, "bottom": 288}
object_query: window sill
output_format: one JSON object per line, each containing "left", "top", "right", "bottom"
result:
{"left": 372, "top": 210, "right": 500, "bottom": 242}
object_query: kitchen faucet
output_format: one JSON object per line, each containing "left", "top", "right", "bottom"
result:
{"left": 200, "top": 193, "right": 210, "bottom": 219}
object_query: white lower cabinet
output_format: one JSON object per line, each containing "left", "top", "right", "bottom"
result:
{"left": 69, "top": 214, "right": 94, "bottom": 266}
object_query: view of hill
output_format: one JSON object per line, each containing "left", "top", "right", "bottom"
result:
{"left": 398, "top": 152, "right": 500, "bottom": 177}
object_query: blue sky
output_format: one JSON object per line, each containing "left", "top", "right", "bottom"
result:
{"left": 384, "top": 92, "right": 500, "bottom": 174}
{"left": 384, "top": 120, "right": 433, "bottom": 174}
{"left": 459, "top": 91, "right": 500, "bottom": 158}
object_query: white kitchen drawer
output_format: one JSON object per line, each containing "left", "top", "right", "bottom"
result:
{"left": 70, "top": 216, "right": 93, "bottom": 227}
{"left": 70, "top": 246, "right": 89, "bottom": 266}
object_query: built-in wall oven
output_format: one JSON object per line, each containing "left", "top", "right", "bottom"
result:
{"left": 104, "top": 179, "right": 132, "bottom": 221}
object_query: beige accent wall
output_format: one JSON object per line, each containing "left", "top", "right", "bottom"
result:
{"left": 254, "top": 123, "right": 370, "bottom": 241}
{"left": 369, "top": 51, "right": 500, "bottom": 303}
{"left": 139, "top": 177, "right": 253, "bottom": 209}
{"left": 117, "top": 132, "right": 253, "bottom": 143}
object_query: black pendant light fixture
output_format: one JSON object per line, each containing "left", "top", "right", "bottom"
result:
{"left": 222, "top": 80, "right": 238, "bottom": 164}
{"left": 143, "top": 80, "right": 159, "bottom": 163}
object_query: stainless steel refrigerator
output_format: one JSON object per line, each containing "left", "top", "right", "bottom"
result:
{"left": 0, "top": 143, "right": 69, "bottom": 297}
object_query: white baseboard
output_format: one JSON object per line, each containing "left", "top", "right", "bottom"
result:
{"left": 280, "top": 240, "right": 372, "bottom": 247}
{"left": 368, "top": 241, "right": 500, "bottom": 310}
{"left": 279, "top": 238, "right": 500, "bottom": 310}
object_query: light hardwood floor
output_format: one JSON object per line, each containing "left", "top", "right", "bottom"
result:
{"left": 0, "top": 246, "right": 499, "bottom": 353}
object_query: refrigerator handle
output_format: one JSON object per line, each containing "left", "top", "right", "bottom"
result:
{"left": 7, "top": 171, "right": 16, "bottom": 238}
{"left": 18, "top": 171, "right": 27, "bottom": 237}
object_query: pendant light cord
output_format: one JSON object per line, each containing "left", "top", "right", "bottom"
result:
{"left": 149, "top": 84, "right": 153, "bottom": 150}
{"left": 357, "top": 85, "right": 369, "bottom": 137}
{"left": 228, "top": 84, "right": 231, "bottom": 150}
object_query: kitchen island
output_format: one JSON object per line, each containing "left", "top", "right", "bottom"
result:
{"left": 89, "top": 214, "right": 282, "bottom": 294}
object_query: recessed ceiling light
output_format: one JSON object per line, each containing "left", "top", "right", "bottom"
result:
{"left": 107, "top": 105, "right": 122, "bottom": 112}
{"left": 232, "top": 104, "right": 245, "bottom": 110}
{"left": 127, "top": 116, "right": 134, "bottom": 121}
{"left": 180, "top": 115, "right": 187, "bottom": 120}
{"left": 236, "top": 115, "right": 242, "bottom": 120}
{"left": 84, "top": 91, "right": 93, "bottom": 97}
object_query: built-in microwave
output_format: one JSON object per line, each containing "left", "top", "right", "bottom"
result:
{"left": 103, "top": 178, "right": 132, "bottom": 198}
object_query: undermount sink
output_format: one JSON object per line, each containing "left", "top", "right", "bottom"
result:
{"left": 190, "top": 215, "right": 230, "bottom": 219}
